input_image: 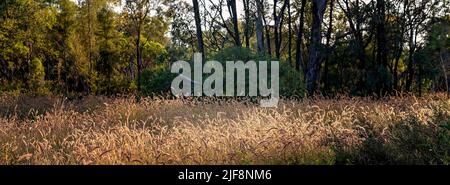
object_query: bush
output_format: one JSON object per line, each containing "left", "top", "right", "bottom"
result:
{"left": 366, "top": 65, "right": 393, "bottom": 95}
{"left": 140, "top": 64, "right": 177, "bottom": 96}
{"left": 139, "top": 47, "right": 306, "bottom": 98}
{"left": 28, "top": 58, "right": 51, "bottom": 95}
{"left": 211, "top": 47, "right": 305, "bottom": 98}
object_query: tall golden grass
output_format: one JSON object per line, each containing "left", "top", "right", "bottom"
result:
{"left": 0, "top": 94, "right": 449, "bottom": 165}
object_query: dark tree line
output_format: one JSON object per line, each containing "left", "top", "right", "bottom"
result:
{"left": 0, "top": 0, "right": 449, "bottom": 97}
{"left": 190, "top": 0, "right": 448, "bottom": 96}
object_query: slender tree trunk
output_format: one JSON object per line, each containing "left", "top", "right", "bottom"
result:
{"left": 393, "top": 29, "right": 404, "bottom": 91}
{"left": 341, "top": 0, "right": 367, "bottom": 69}
{"left": 256, "top": 0, "right": 265, "bottom": 54}
{"left": 243, "top": 0, "right": 250, "bottom": 49}
{"left": 136, "top": 28, "right": 142, "bottom": 92}
{"left": 393, "top": 0, "right": 408, "bottom": 91}
{"left": 129, "top": 55, "right": 134, "bottom": 80}
{"left": 406, "top": 26, "right": 415, "bottom": 92}
{"left": 393, "top": 51, "right": 402, "bottom": 90}
{"left": 323, "top": 0, "right": 334, "bottom": 93}
{"left": 295, "top": 0, "right": 306, "bottom": 74}
{"left": 287, "top": 0, "right": 292, "bottom": 66}
{"left": 355, "top": 0, "right": 366, "bottom": 69}
{"left": 274, "top": 0, "right": 280, "bottom": 58}
{"left": 263, "top": 16, "right": 272, "bottom": 56}
{"left": 306, "top": 0, "right": 327, "bottom": 96}
{"left": 192, "top": 0, "right": 205, "bottom": 58}
{"left": 274, "top": 0, "right": 288, "bottom": 59}
{"left": 375, "top": 0, "right": 389, "bottom": 95}
{"left": 376, "top": 0, "right": 388, "bottom": 67}
{"left": 229, "top": 0, "right": 242, "bottom": 47}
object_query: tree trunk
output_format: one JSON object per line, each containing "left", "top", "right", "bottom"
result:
{"left": 393, "top": 33, "right": 404, "bottom": 91}
{"left": 287, "top": 0, "right": 292, "bottom": 66}
{"left": 376, "top": 0, "right": 389, "bottom": 95}
{"left": 274, "top": 0, "right": 288, "bottom": 59}
{"left": 393, "top": 51, "right": 402, "bottom": 90}
{"left": 405, "top": 26, "right": 415, "bottom": 92}
{"left": 295, "top": 0, "right": 306, "bottom": 74}
{"left": 263, "top": 15, "right": 272, "bottom": 56}
{"left": 229, "top": 0, "right": 242, "bottom": 47}
{"left": 274, "top": 0, "right": 280, "bottom": 58}
{"left": 306, "top": 0, "right": 327, "bottom": 96}
{"left": 393, "top": 0, "right": 407, "bottom": 91}
{"left": 136, "top": 28, "right": 142, "bottom": 92}
{"left": 192, "top": 0, "right": 205, "bottom": 57}
{"left": 340, "top": 0, "right": 367, "bottom": 69}
{"left": 323, "top": 0, "right": 334, "bottom": 93}
{"left": 376, "top": 0, "right": 388, "bottom": 67}
{"left": 243, "top": 0, "right": 250, "bottom": 49}
{"left": 256, "top": 0, "right": 265, "bottom": 54}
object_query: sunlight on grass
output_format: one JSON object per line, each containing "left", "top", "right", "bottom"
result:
{"left": 0, "top": 94, "right": 449, "bottom": 165}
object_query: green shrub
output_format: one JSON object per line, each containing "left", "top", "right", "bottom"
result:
{"left": 366, "top": 65, "right": 393, "bottom": 95}
{"left": 140, "top": 64, "right": 176, "bottom": 96}
{"left": 139, "top": 47, "right": 306, "bottom": 98}
{"left": 28, "top": 58, "right": 51, "bottom": 95}
{"left": 211, "top": 47, "right": 306, "bottom": 98}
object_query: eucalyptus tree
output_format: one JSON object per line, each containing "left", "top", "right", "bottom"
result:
{"left": 306, "top": 0, "right": 327, "bottom": 96}
{"left": 125, "top": 0, "right": 163, "bottom": 91}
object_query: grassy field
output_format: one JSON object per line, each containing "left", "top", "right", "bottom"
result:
{"left": 0, "top": 94, "right": 449, "bottom": 165}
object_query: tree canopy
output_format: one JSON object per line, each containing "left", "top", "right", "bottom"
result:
{"left": 0, "top": 0, "right": 449, "bottom": 97}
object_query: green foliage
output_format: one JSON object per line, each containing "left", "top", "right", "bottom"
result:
{"left": 139, "top": 65, "right": 176, "bottom": 95}
{"left": 166, "top": 45, "right": 191, "bottom": 62}
{"left": 137, "top": 37, "right": 171, "bottom": 96}
{"left": 419, "top": 18, "right": 450, "bottom": 92}
{"left": 279, "top": 63, "right": 305, "bottom": 97}
{"left": 0, "top": 0, "right": 447, "bottom": 98}
{"left": 366, "top": 65, "right": 393, "bottom": 95}
{"left": 0, "top": 0, "right": 56, "bottom": 91}
{"left": 212, "top": 46, "right": 254, "bottom": 62}
{"left": 212, "top": 47, "right": 306, "bottom": 98}
{"left": 141, "top": 38, "right": 169, "bottom": 66}
{"left": 29, "top": 58, "right": 45, "bottom": 90}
